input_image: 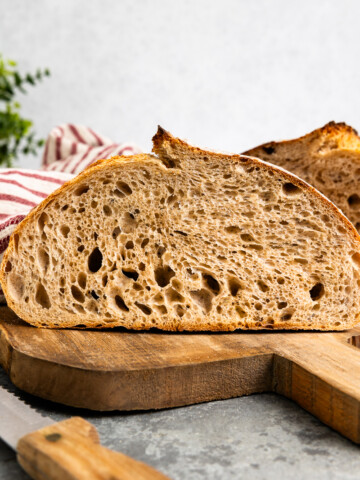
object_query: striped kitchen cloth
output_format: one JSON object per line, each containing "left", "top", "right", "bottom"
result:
{"left": 0, "top": 124, "right": 142, "bottom": 302}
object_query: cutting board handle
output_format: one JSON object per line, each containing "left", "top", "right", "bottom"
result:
{"left": 16, "top": 416, "right": 170, "bottom": 480}
{"left": 272, "top": 333, "right": 360, "bottom": 443}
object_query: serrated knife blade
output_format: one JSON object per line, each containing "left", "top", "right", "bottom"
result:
{"left": 0, "top": 384, "right": 52, "bottom": 450}
{"left": 0, "top": 384, "right": 169, "bottom": 479}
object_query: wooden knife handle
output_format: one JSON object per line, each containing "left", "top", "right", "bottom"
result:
{"left": 16, "top": 416, "right": 170, "bottom": 480}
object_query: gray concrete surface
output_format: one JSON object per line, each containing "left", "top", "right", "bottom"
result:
{"left": 2, "top": 0, "right": 360, "bottom": 168}
{"left": 0, "top": 368, "right": 359, "bottom": 480}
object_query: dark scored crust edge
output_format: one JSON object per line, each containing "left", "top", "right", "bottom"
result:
{"left": 243, "top": 121, "right": 360, "bottom": 157}
{"left": 1, "top": 128, "right": 360, "bottom": 329}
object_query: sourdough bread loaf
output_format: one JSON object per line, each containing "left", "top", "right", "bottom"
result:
{"left": 1, "top": 127, "right": 360, "bottom": 330}
{"left": 244, "top": 122, "right": 360, "bottom": 232}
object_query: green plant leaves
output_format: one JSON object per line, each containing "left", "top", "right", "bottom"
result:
{"left": 0, "top": 53, "right": 50, "bottom": 167}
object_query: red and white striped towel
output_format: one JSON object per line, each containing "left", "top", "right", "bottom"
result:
{"left": 0, "top": 124, "right": 141, "bottom": 303}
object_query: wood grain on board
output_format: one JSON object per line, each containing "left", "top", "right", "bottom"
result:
{"left": 1, "top": 306, "right": 360, "bottom": 443}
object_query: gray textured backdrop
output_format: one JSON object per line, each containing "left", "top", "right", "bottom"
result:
{"left": 2, "top": 0, "right": 360, "bottom": 169}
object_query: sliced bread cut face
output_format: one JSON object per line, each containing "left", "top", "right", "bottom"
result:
{"left": 1, "top": 128, "right": 360, "bottom": 331}
{"left": 244, "top": 122, "right": 360, "bottom": 233}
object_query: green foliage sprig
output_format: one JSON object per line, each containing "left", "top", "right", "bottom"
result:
{"left": 0, "top": 54, "right": 50, "bottom": 167}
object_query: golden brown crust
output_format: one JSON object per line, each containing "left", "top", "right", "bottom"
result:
{"left": 243, "top": 121, "right": 360, "bottom": 157}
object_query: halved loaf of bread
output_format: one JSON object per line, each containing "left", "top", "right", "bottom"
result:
{"left": 244, "top": 122, "right": 360, "bottom": 232}
{"left": 1, "top": 127, "right": 360, "bottom": 330}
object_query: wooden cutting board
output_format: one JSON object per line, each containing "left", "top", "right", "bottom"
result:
{"left": 1, "top": 306, "right": 360, "bottom": 443}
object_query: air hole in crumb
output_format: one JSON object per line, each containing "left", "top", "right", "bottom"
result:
{"left": 115, "top": 295, "right": 129, "bottom": 311}
{"left": 114, "top": 189, "right": 125, "bottom": 198}
{"left": 228, "top": 277, "right": 243, "bottom": 296}
{"left": 135, "top": 302, "right": 152, "bottom": 315}
{"left": 277, "top": 301, "right": 288, "bottom": 309}
{"left": 112, "top": 227, "right": 121, "bottom": 239}
{"left": 73, "top": 304, "right": 85, "bottom": 313}
{"left": 5, "top": 261, "right": 12, "bottom": 272}
{"left": 102, "top": 275, "right": 108, "bottom": 287}
{"left": 37, "top": 248, "right": 50, "bottom": 272}
{"left": 78, "top": 245, "right": 85, "bottom": 253}
{"left": 7, "top": 273, "right": 25, "bottom": 301}
{"left": 109, "top": 262, "right": 117, "bottom": 272}
{"left": 138, "top": 262, "right": 146, "bottom": 271}
{"left": 348, "top": 194, "right": 360, "bottom": 209}
{"left": 241, "top": 233, "right": 255, "bottom": 242}
{"left": 225, "top": 226, "right": 241, "bottom": 234}
{"left": 294, "top": 258, "right": 308, "bottom": 265}
{"left": 35, "top": 283, "right": 51, "bottom": 309}
{"left": 38, "top": 212, "right": 49, "bottom": 232}
{"left": 171, "top": 279, "right": 183, "bottom": 290}
{"left": 125, "top": 240, "right": 134, "bottom": 249}
{"left": 263, "top": 145, "right": 275, "bottom": 155}
{"left": 282, "top": 183, "right": 301, "bottom": 196}
{"left": 351, "top": 252, "right": 360, "bottom": 269}
{"left": 155, "top": 305, "right": 168, "bottom": 315}
{"left": 120, "top": 212, "right": 137, "bottom": 233}
{"left": 257, "top": 280, "right": 269, "bottom": 292}
{"left": 116, "top": 181, "right": 132, "bottom": 196}
{"left": 175, "top": 304, "right": 186, "bottom": 317}
{"left": 141, "top": 238, "right": 149, "bottom": 248}
{"left": 235, "top": 306, "right": 246, "bottom": 318}
{"left": 91, "top": 290, "right": 100, "bottom": 300}
{"left": 310, "top": 283, "right": 325, "bottom": 301}
{"left": 154, "top": 265, "right": 175, "bottom": 287}
{"left": 88, "top": 247, "right": 103, "bottom": 273}
{"left": 122, "top": 269, "right": 139, "bottom": 281}
{"left": 255, "top": 303, "right": 262, "bottom": 311}
{"left": 165, "top": 287, "right": 185, "bottom": 304}
{"left": 157, "top": 246, "right": 166, "bottom": 257}
{"left": 91, "top": 200, "right": 98, "bottom": 208}
{"left": 281, "top": 312, "right": 293, "bottom": 321}
{"left": 103, "top": 205, "right": 112, "bottom": 216}
{"left": 174, "top": 230, "right": 188, "bottom": 236}
{"left": 60, "top": 225, "right": 70, "bottom": 238}
{"left": 167, "top": 194, "right": 177, "bottom": 205}
{"left": 190, "top": 289, "right": 213, "bottom": 313}
{"left": 74, "top": 185, "right": 89, "bottom": 196}
{"left": 277, "top": 277, "right": 285, "bottom": 285}
{"left": 71, "top": 285, "right": 85, "bottom": 303}
{"left": 202, "top": 274, "right": 220, "bottom": 295}
{"left": 78, "top": 272, "right": 87, "bottom": 289}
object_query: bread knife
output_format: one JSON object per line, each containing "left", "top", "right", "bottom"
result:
{"left": 0, "top": 384, "right": 170, "bottom": 479}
